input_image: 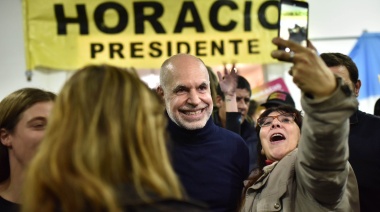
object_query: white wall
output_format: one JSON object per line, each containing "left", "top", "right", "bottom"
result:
{"left": 1, "top": 0, "right": 379, "bottom": 113}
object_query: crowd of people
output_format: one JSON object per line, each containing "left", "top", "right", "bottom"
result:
{"left": 1, "top": 36, "right": 379, "bottom": 212}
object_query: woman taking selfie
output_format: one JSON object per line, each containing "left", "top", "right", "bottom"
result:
{"left": 240, "top": 38, "right": 360, "bottom": 211}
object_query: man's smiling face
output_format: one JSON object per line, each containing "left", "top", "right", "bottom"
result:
{"left": 161, "top": 55, "right": 213, "bottom": 130}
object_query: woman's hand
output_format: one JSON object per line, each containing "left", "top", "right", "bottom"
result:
{"left": 271, "top": 37, "right": 337, "bottom": 99}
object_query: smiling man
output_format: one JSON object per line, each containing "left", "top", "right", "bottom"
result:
{"left": 159, "top": 54, "right": 213, "bottom": 130}
{"left": 157, "top": 53, "right": 249, "bottom": 212}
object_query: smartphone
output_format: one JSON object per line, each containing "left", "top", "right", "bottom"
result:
{"left": 278, "top": 0, "right": 309, "bottom": 51}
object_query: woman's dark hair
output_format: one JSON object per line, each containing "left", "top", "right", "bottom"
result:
{"left": 241, "top": 105, "right": 303, "bottom": 203}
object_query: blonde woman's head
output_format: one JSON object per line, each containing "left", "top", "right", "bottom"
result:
{"left": 24, "top": 65, "right": 183, "bottom": 212}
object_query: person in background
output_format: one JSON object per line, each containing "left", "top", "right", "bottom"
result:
{"left": 213, "top": 70, "right": 258, "bottom": 172}
{"left": 261, "top": 90, "right": 296, "bottom": 109}
{"left": 0, "top": 88, "right": 55, "bottom": 212}
{"left": 321, "top": 52, "right": 380, "bottom": 212}
{"left": 240, "top": 38, "right": 359, "bottom": 211}
{"left": 22, "top": 65, "right": 207, "bottom": 212}
{"left": 247, "top": 99, "right": 258, "bottom": 125}
{"left": 206, "top": 66, "right": 219, "bottom": 107}
{"left": 374, "top": 97, "right": 380, "bottom": 116}
{"left": 157, "top": 54, "right": 249, "bottom": 212}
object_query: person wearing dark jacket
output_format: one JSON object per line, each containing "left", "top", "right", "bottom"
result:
{"left": 321, "top": 52, "right": 380, "bottom": 212}
{"left": 157, "top": 54, "right": 249, "bottom": 212}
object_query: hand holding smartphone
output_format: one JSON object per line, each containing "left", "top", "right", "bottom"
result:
{"left": 278, "top": 0, "right": 309, "bottom": 51}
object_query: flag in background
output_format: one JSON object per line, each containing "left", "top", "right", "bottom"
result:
{"left": 349, "top": 32, "right": 380, "bottom": 114}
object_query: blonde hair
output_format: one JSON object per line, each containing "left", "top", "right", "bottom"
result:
{"left": 23, "top": 65, "right": 184, "bottom": 212}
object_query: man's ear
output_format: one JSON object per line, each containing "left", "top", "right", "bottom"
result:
{"left": 354, "top": 80, "right": 362, "bottom": 97}
{"left": 216, "top": 95, "right": 223, "bottom": 108}
{"left": 0, "top": 128, "right": 12, "bottom": 147}
{"left": 156, "top": 86, "right": 164, "bottom": 99}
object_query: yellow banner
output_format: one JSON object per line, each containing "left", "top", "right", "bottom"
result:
{"left": 23, "top": 0, "right": 280, "bottom": 71}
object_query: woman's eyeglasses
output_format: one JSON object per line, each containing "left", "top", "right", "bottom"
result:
{"left": 257, "top": 113, "right": 296, "bottom": 127}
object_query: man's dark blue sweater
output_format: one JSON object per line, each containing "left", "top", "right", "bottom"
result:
{"left": 212, "top": 110, "right": 258, "bottom": 172}
{"left": 167, "top": 116, "right": 249, "bottom": 212}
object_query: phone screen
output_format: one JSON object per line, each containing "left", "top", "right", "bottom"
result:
{"left": 278, "top": 1, "right": 309, "bottom": 51}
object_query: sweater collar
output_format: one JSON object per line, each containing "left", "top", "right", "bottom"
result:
{"left": 166, "top": 112, "right": 215, "bottom": 142}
